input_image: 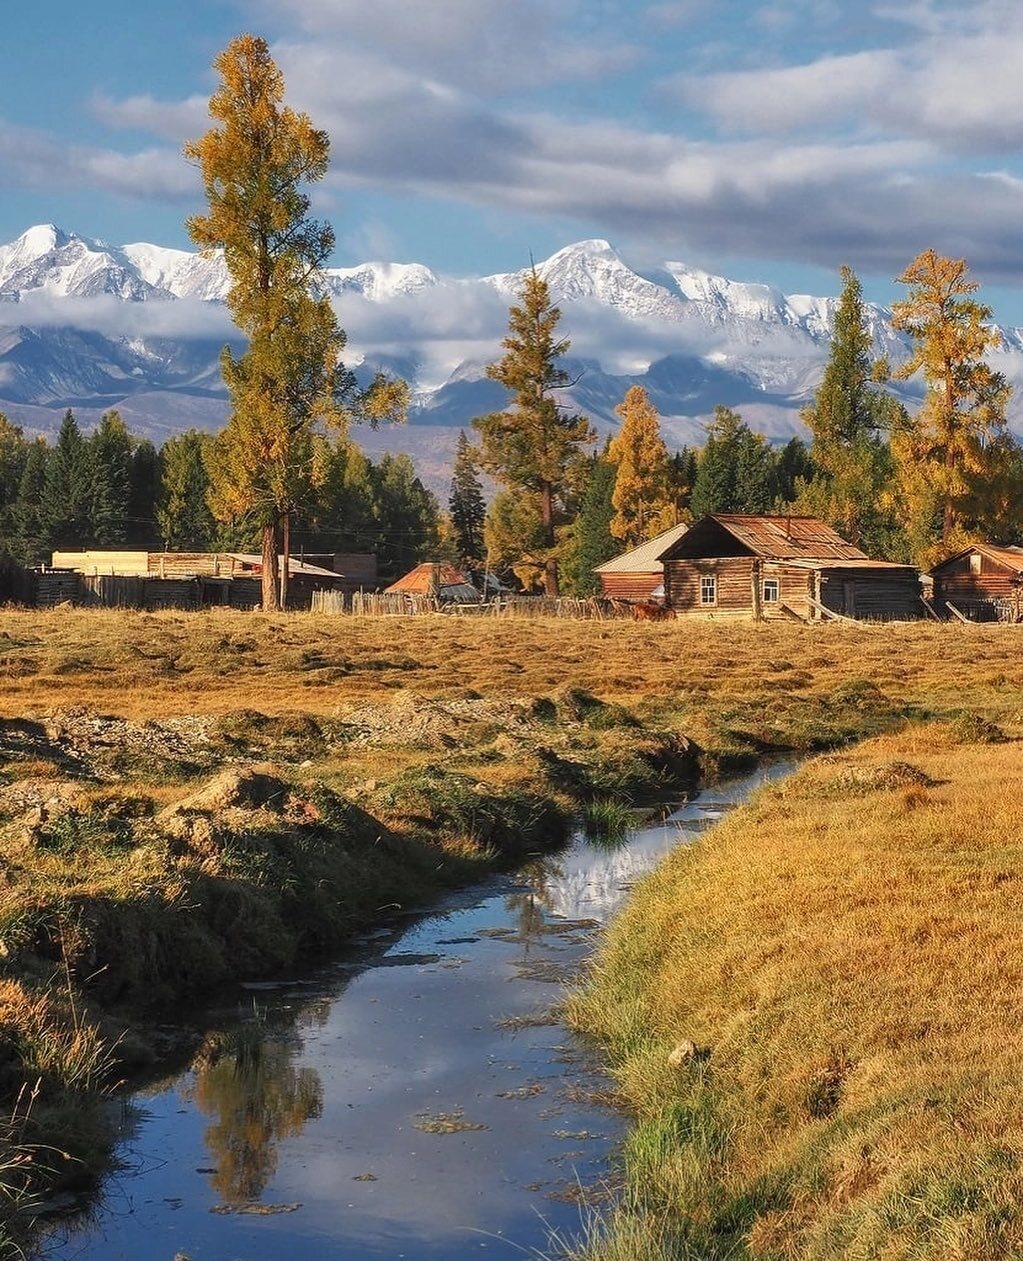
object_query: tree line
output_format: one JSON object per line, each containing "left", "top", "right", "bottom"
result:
{"left": 0, "top": 407, "right": 442, "bottom": 581}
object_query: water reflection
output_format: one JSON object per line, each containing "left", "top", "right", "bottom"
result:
{"left": 505, "top": 856, "right": 562, "bottom": 948}
{"left": 185, "top": 1012, "right": 324, "bottom": 1205}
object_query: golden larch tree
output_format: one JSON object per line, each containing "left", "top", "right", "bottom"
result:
{"left": 607, "top": 385, "right": 670, "bottom": 547}
{"left": 890, "top": 249, "right": 1011, "bottom": 564}
{"left": 186, "top": 34, "right": 405, "bottom": 609}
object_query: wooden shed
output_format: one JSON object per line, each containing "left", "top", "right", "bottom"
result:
{"left": 593, "top": 523, "right": 688, "bottom": 602}
{"left": 384, "top": 563, "right": 481, "bottom": 605}
{"left": 929, "top": 544, "right": 1023, "bottom": 621}
{"left": 658, "top": 514, "right": 922, "bottom": 622}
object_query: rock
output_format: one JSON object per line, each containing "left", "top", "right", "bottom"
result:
{"left": 667, "top": 1039, "right": 699, "bottom": 1069}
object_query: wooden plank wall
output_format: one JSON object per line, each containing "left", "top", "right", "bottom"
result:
{"left": 665, "top": 557, "right": 754, "bottom": 616}
{"left": 598, "top": 572, "right": 662, "bottom": 601}
{"left": 933, "top": 555, "right": 1021, "bottom": 604}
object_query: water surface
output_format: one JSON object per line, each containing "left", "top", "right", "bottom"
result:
{"left": 47, "top": 761, "right": 793, "bottom": 1261}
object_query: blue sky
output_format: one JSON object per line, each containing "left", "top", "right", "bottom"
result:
{"left": 3, "top": 0, "right": 1023, "bottom": 318}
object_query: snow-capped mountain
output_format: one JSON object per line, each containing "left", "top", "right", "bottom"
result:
{"left": 2, "top": 224, "right": 1021, "bottom": 486}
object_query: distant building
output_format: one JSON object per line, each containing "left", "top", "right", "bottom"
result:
{"left": 656, "top": 514, "right": 922, "bottom": 621}
{"left": 384, "top": 562, "right": 482, "bottom": 605}
{"left": 929, "top": 544, "right": 1023, "bottom": 622}
{"left": 593, "top": 523, "right": 688, "bottom": 603}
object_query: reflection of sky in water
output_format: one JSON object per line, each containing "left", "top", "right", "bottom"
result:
{"left": 46, "top": 761, "right": 794, "bottom": 1261}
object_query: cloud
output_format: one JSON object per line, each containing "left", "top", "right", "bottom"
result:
{"left": 14, "top": 290, "right": 234, "bottom": 341}
{"left": 0, "top": 118, "right": 195, "bottom": 202}
{"left": 90, "top": 92, "right": 210, "bottom": 144}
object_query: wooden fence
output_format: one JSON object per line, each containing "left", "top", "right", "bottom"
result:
{"left": 310, "top": 590, "right": 630, "bottom": 619}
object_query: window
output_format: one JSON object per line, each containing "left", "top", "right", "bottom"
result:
{"left": 763, "top": 578, "right": 780, "bottom": 603}
{"left": 700, "top": 575, "right": 717, "bottom": 605}
{"left": 970, "top": 553, "right": 982, "bottom": 575}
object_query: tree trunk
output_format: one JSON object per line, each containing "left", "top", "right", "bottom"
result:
{"left": 261, "top": 519, "right": 281, "bottom": 611}
{"left": 280, "top": 511, "right": 291, "bottom": 611}
{"left": 540, "top": 481, "right": 559, "bottom": 598}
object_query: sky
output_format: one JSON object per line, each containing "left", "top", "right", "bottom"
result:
{"left": 3, "top": 0, "right": 1023, "bottom": 319}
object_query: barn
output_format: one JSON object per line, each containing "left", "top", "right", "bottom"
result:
{"left": 658, "top": 514, "right": 922, "bottom": 622}
{"left": 929, "top": 544, "right": 1023, "bottom": 622}
{"left": 593, "top": 523, "right": 688, "bottom": 602}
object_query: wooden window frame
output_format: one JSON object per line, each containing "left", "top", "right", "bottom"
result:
{"left": 763, "top": 577, "right": 780, "bottom": 603}
{"left": 700, "top": 574, "right": 717, "bottom": 606}
{"left": 970, "top": 553, "right": 982, "bottom": 575}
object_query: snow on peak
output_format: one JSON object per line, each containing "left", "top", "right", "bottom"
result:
{"left": 324, "top": 260, "right": 437, "bottom": 301}
{"left": 16, "top": 224, "right": 68, "bottom": 258}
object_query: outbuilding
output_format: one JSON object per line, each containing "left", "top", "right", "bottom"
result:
{"left": 593, "top": 523, "right": 688, "bottom": 603}
{"left": 384, "top": 562, "right": 481, "bottom": 605}
{"left": 929, "top": 544, "right": 1023, "bottom": 622}
{"left": 657, "top": 514, "right": 921, "bottom": 622}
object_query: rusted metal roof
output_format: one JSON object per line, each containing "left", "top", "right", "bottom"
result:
{"left": 384, "top": 563, "right": 479, "bottom": 599}
{"left": 658, "top": 514, "right": 871, "bottom": 563}
{"left": 929, "top": 543, "right": 1023, "bottom": 575}
{"left": 594, "top": 523, "right": 689, "bottom": 574}
{"left": 227, "top": 553, "right": 342, "bottom": 579}
{"left": 711, "top": 515, "right": 868, "bottom": 560}
{"left": 784, "top": 558, "right": 918, "bottom": 572}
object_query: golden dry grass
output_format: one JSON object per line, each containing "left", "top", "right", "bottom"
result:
{"left": 0, "top": 607, "right": 1022, "bottom": 719}
{"left": 570, "top": 725, "right": 1023, "bottom": 1259}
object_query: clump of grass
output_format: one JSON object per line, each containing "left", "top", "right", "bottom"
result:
{"left": 947, "top": 709, "right": 1006, "bottom": 745}
{"left": 413, "top": 1110, "right": 488, "bottom": 1134}
{"left": 581, "top": 799, "right": 634, "bottom": 848}
{"left": 818, "top": 759, "right": 932, "bottom": 796}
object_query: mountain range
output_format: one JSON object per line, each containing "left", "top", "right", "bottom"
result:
{"left": 2, "top": 225, "right": 1021, "bottom": 489}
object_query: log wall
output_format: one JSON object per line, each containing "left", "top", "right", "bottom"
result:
{"left": 665, "top": 557, "right": 754, "bottom": 616}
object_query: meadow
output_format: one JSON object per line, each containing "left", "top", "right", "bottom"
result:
{"left": 1, "top": 607, "right": 1021, "bottom": 1257}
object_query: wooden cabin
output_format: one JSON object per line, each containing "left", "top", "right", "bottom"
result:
{"left": 929, "top": 544, "right": 1023, "bottom": 622}
{"left": 657, "top": 514, "right": 921, "bottom": 622}
{"left": 384, "top": 563, "right": 481, "bottom": 605}
{"left": 593, "top": 523, "right": 688, "bottom": 602}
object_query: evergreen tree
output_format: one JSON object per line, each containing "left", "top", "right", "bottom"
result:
{"left": 691, "top": 406, "right": 776, "bottom": 519}
{"left": 13, "top": 440, "right": 49, "bottom": 563}
{"left": 0, "top": 414, "right": 27, "bottom": 553}
{"left": 607, "top": 385, "right": 670, "bottom": 547}
{"left": 473, "top": 269, "right": 594, "bottom": 596}
{"left": 663, "top": 447, "right": 698, "bottom": 525}
{"left": 800, "top": 266, "right": 897, "bottom": 550}
{"left": 305, "top": 438, "right": 377, "bottom": 554}
{"left": 371, "top": 453, "right": 440, "bottom": 581}
{"left": 561, "top": 451, "right": 617, "bottom": 595}
{"left": 891, "top": 249, "right": 1011, "bottom": 562}
{"left": 448, "top": 431, "right": 486, "bottom": 578}
{"left": 128, "top": 440, "right": 161, "bottom": 547}
{"left": 187, "top": 34, "right": 406, "bottom": 609}
{"left": 43, "top": 411, "right": 93, "bottom": 548}
{"left": 89, "top": 410, "right": 133, "bottom": 546}
{"left": 158, "top": 430, "right": 217, "bottom": 550}
{"left": 770, "top": 437, "right": 815, "bottom": 506}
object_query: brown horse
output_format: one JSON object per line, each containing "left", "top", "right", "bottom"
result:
{"left": 632, "top": 601, "right": 675, "bottom": 621}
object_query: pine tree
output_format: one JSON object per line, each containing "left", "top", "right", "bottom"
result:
{"left": 448, "top": 431, "right": 486, "bottom": 579}
{"left": 158, "top": 430, "right": 217, "bottom": 550}
{"left": 607, "top": 386, "right": 669, "bottom": 548}
{"left": 891, "top": 249, "right": 1011, "bottom": 560}
{"left": 13, "top": 440, "right": 48, "bottom": 563}
{"left": 483, "top": 490, "right": 548, "bottom": 592}
{"left": 128, "top": 440, "right": 161, "bottom": 547}
{"left": 371, "top": 453, "right": 440, "bottom": 581}
{"left": 800, "top": 266, "right": 897, "bottom": 549}
{"left": 186, "top": 34, "right": 406, "bottom": 609}
{"left": 0, "top": 414, "right": 27, "bottom": 552}
{"left": 663, "top": 448, "right": 697, "bottom": 525}
{"left": 561, "top": 451, "right": 618, "bottom": 595}
{"left": 89, "top": 410, "right": 133, "bottom": 546}
{"left": 473, "top": 269, "right": 593, "bottom": 596}
{"left": 43, "top": 411, "right": 93, "bottom": 548}
{"left": 690, "top": 406, "right": 777, "bottom": 519}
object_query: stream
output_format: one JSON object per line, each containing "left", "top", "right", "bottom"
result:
{"left": 44, "top": 760, "right": 794, "bottom": 1261}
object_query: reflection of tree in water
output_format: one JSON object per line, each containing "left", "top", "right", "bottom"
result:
{"left": 186, "top": 1017, "right": 323, "bottom": 1203}
{"left": 505, "top": 856, "right": 562, "bottom": 952}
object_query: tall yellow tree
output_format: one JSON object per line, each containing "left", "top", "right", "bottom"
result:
{"left": 186, "top": 34, "right": 406, "bottom": 609}
{"left": 607, "top": 385, "right": 670, "bottom": 547}
{"left": 890, "top": 249, "right": 1011, "bottom": 564}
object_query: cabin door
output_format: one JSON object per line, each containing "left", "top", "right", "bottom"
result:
{"left": 842, "top": 581, "right": 857, "bottom": 617}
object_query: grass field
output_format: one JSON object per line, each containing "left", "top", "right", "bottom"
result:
{"left": 2, "top": 607, "right": 1022, "bottom": 1255}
